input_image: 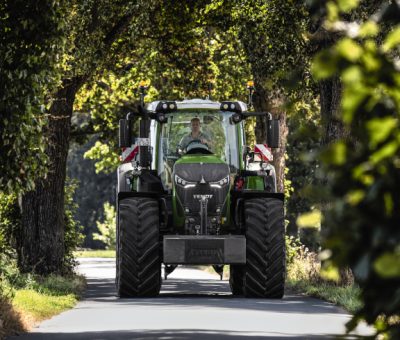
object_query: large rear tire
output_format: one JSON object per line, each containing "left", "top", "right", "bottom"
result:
{"left": 229, "top": 265, "right": 245, "bottom": 295}
{"left": 116, "top": 197, "right": 161, "bottom": 297}
{"left": 243, "top": 198, "right": 285, "bottom": 298}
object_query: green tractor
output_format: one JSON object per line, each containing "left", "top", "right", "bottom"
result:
{"left": 116, "top": 93, "right": 285, "bottom": 298}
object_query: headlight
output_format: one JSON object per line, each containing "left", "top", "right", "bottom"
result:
{"left": 218, "top": 176, "right": 230, "bottom": 186}
{"left": 210, "top": 176, "right": 230, "bottom": 189}
{"left": 175, "top": 175, "right": 196, "bottom": 188}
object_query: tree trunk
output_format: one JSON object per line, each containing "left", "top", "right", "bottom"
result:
{"left": 18, "top": 78, "right": 82, "bottom": 275}
{"left": 252, "top": 83, "right": 288, "bottom": 193}
{"left": 319, "top": 77, "right": 347, "bottom": 144}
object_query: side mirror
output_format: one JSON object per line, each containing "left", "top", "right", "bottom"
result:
{"left": 267, "top": 119, "right": 280, "bottom": 148}
{"left": 119, "top": 119, "right": 132, "bottom": 147}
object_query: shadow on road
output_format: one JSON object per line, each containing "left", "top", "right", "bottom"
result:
{"left": 12, "top": 328, "right": 361, "bottom": 339}
{"left": 82, "top": 277, "right": 345, "bottom": 316}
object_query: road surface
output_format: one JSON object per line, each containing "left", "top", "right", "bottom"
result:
{"left": 12, "top": 258, "right": 372, "bottom": 339}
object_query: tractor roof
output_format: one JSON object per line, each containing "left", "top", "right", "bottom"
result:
{"left": 146, "top": 98, "right": 248, "bottom": 112}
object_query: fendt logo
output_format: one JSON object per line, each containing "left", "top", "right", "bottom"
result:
{"left": 188, "top": 248, "right": 220, "bottom": 258}
{"left": 193, "top": 194, "right": 213, "bottom": 199}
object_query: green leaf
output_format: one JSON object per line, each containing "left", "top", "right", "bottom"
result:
{"left": 384, "top": 192, "right": 393, "bottom": 216}
{"left": 382, "top": 25, "right": 400, "bottom": 52}
{"left": 311, "top": 50, "right": 337, "bottom": 79}
{"left": 320, "top": 262, "right": 340, "bottom": 282}
{"left": 366, "top": 117, "right": 398, "bottom": 148}
{"left": 369, "top": 140, "right": 399, "bottom": 164}
{"left": 362, "top": 50, "right": 381, "bottom": 72}
{"left": 341, "top": 88, "right": 368, "bottom": 124}
{"left": 374, "top": 252, "right": 400, "bottom": 278}
{"left": 359, "top": 21, "right": 379, "bottom": 38}
{"left": 336, "top": 38, "right": 363, "bottom": 62}
{"left": 326, "top": 1, "right": 339, "bottom": 22}
{"left": 337, "top": 0, "right": 359, "bottom": 12}
{"left": 342, "top": 66, "right": 362, "bottom": 84}
{"left": 327, "top": 142, "right": 347, "bottom": 165}
{"left": 345, "top": 190, "right": 365, "bottom": 205}
{"left": 296, "top": 209, "right": 322, "bottom": 229}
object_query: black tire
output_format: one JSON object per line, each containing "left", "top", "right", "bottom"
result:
{"left": 116, "top": 197, "right": 161, "bottom": 297}
{"left": 229, "top": 265, "right": 245, "bottom": 295}
{"left": 243, "top": 198, "right": 285, "bottom": 298}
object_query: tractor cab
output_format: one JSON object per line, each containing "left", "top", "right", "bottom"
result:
{"left": 150, "top": 100, "right": 243, "bottom": 191}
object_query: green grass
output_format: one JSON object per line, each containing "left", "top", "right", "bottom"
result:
{"left": 74, "top": 249, "right": 115, "bottom": 258}
{"left": 285, "top": 251, "right": 362, "bottom": 313}
{"left": 12, "top": 274, "right": 86, "bottom": 322}
{"left": 286, "top": 278, "right": 362, "bottom": 313}
{"left": 0, "top": 273, "right": 86, "bottom": 337}
{"left": 13, "top": 290, "right": 77, "bottom": 321}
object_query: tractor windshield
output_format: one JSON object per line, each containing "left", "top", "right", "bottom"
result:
{"left": 158, "top": 110, "right": 240, "bottom": 188}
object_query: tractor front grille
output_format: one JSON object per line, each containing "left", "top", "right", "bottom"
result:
{"left": 173, "top": 162, "right": 230, "bottom": 215}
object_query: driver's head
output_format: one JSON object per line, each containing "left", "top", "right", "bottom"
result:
{"left": 190, "top": 117, "right": 201, "bottom": 133}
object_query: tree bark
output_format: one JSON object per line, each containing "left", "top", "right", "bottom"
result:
{"left": 252, "top": 83, "right": 288, "bottom": 193}
{"left": 319, "top": 76, "right": 347, "bottom": 144}
{"left": 19, "top": 78, "right": 83, "bottom": 275}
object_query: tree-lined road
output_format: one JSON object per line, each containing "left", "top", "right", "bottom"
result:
{"left": 12, "top": 258, "right": 372, "bottom": 339}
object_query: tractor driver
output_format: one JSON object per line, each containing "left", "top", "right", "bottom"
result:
{"left": 178, "top": 117, "right": 211, "bottom": 152}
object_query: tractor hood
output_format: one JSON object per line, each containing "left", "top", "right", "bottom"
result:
{"left": 174, "top": 154, "right": 229, "bottom": 182}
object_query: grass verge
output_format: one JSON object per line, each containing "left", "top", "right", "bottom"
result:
{"left": 285, "top": 238, "right": 362, "bottom": 314}
{"left": 74, "top": 249, "right": 115, "bottom": 258}
{"left": 286, "top": 278, "right": 362, "bottom": 314}
{"left": 0, "top": 274, "right": 86, "bottom": 339}
{"left": 13, "top": 290, "right": 77, "bottom": 321}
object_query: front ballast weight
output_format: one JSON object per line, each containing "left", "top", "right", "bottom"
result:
{"left": 116, "top": 95, "right": 285, "bottom": 299}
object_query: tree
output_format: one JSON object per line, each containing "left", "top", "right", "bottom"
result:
{"left": 0, "top": 0, "right": 67, "bottom": 195}
{"left": 229, "top": 0, "right": 310, "bottom": 192}
{"left": 18, "top": 0, "right": 144, "bottom": 274}
{"left": 93, "top": 202, "right": 116, "bottom": 250}
{"left": 312, "top": 0, "right": 400, "bottom": 336}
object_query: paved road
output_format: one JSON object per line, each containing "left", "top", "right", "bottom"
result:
{"left": 12, "top": 258, "right": 372, "bottom": 339}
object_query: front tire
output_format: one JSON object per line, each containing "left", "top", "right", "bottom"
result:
{"left": 229, "top": 265, "right": 245, "bottom": 295}
{"left": 243, "top": 198, "right": 285, "bottom": 298}
{"left": 116, "top": 197, "right": 161, "bottom": 297}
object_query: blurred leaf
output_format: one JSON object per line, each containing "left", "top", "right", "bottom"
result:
{"left": 325, "top": 142, "right": 347, "bottom": 165}
{"left": 320, "top": 262, "right": 340, "bottom": 282}
{"left": 358, "top": 21, "right": 379, "bottom": 38}
{"left": 342, "top": 66, "right": 362, "bottom": 84}
{"left": 383, "top": 192, "right": 393, "bottom": 216}
{"left": 336, "top": 38, "right": 363, "bottom": 62}
{"left": 369, "top": 140, "right": 399, "bottom": 164}
{"left": 311, "top": 50, "right": 338, "bottom": 79}
{"left": 345, "top": 190, "right": 365, "bottom": 205}
{"left": 374, "top": 252, "right": 400, "bottom": 278}
{"left": 337, "top": 0, "right": 359, "bottom": 12}
{"left": 327, "top": 1, "right": 339, "bottom": 22}
{"left": 342, "top": 88, "right": 368, "bottom": 124}
{"left": 318, "top": 249, "right": 332, "bottom": 261}
{"left": 362, "top": 50, "right": 381, "bottom": 72}
{"left": 296, "top": 209, "right": 322, "bottom": 229}
{"left": 352, "top": 163, "right": 374, "bottom": 185}
{"left": 366, "top": 117, "right": 397, "bottom": 148}
{"left": 382, "top": 25, "right": 400, "bottom": 52}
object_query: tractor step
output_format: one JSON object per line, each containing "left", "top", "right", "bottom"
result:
{"left": 163, "top": 235, "right": 246, "bottom": 265}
